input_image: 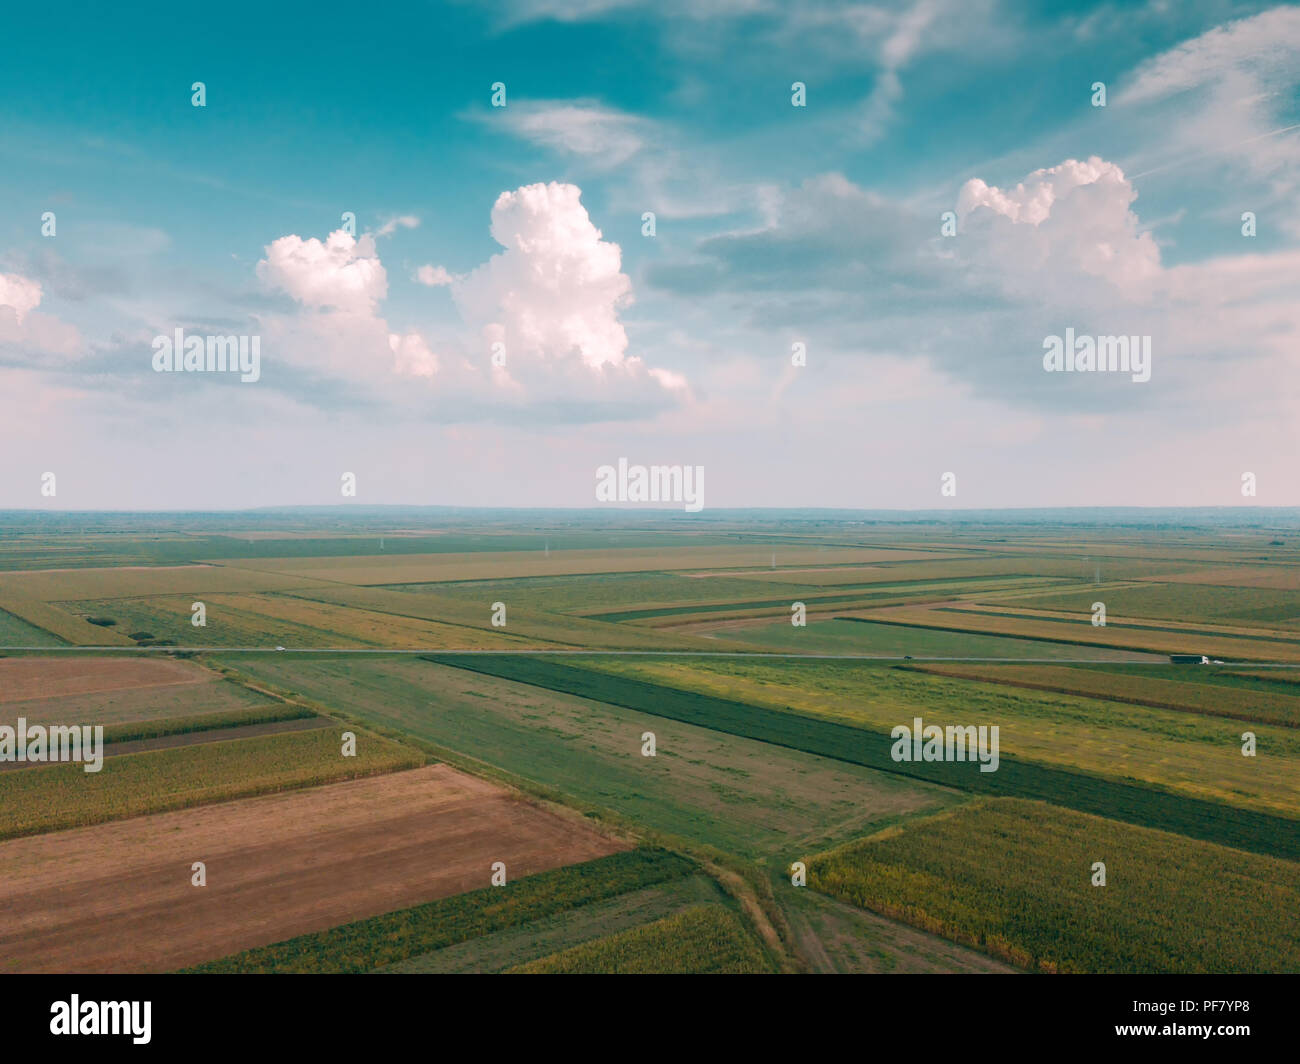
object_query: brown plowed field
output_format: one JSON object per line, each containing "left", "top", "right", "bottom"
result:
{"left": 0, "top": 765, "right": 623, "bottom": 972}
{"left": 0, "top": 656, "right": 209, "bottom": 704}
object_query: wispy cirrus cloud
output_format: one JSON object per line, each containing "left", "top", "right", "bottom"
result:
{"left": 487, "top": 100, "right": 655, "bottom": 169}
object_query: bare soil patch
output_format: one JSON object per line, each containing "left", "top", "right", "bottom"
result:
{"left": 0, "top": 656, "right": 209, "bottom": 704}
{"left": 0, "top": 764, "right": 624, "bottom": 972}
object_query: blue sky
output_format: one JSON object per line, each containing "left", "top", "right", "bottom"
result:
{"left": 2, "top": 0, "right": 1298, "bottom": 509}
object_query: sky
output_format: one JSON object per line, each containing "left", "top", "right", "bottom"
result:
{"left": 1, "top": 0, "right": 1298, "bottom": 511}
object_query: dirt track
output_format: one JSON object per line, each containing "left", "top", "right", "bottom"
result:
{"left": 0, "top": 765, "right": 623, "bottom": 972}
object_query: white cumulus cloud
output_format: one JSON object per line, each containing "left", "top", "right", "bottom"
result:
{"left": 957, "top": 156, "right": 1162, "bottom": 296}
{"left": 415, "top": 264, "right": 455, "bottom": 287}
{"left": 257, "top": 230, "right": 388, "bottom": 314}
{"left": 0, "top": 272, "right": 43, "bottom": 324}
{"left": 452, "top": 182, "right": 634, "bottom": 371}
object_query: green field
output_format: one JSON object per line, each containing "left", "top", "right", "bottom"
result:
{"left": 809, "top": 798, "right": 1300, "bottom": 973}
{"left": 218, "top": 655, "right": 954, "bottom": 858}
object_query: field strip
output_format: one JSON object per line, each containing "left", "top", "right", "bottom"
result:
{"left": 0, "top": 716, "right": 334, "bottom": 772}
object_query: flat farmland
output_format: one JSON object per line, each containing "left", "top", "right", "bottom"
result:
{"left": 975, "top": 582, "right": 1300, "bottom": 629}
{"left": 211, "top": 545, "right": 950, "bottom": 586}
{"left": 509, "top": 903, "right": 771, "bottom": 974}
{"left": 62, "top": 592, "right": 537, "bottom": 650}
{"left": 211, "top": 592, "right": 529, "bottom": 648}
{"left": 691, "top": 615, "right": 1155, "bottom": 660}
{"left": 0, "top": 597, "right": 135, "bottom": 646}
{"left": 0, "top": 656, "right": 281, "bottom": 729}
{"left": 379, "top": 873, "right": 727, "bottom": 973}
{"left": 193, "top": 847, "right": 705, "bottom": 973}
{"left": 575, "top": 656, "right": 1300, "bottom": 818}
{"left": 410, "top": 571, "right": 794, "bottom": 614}
{"left": 0, "top": 727, "right": 424, "bottom": 840}
{"left": 0, "top": 564, "right": 327, "bottom": 602}
{"left": 5, "top": 513, "right": 1300, "bottom": 976}
{"left": 775, "top": 878, "right": 1015, "bottom": 974}
{"left": 808, "top": 798, "right": 1300, "bottom": 973}
{"left": 0, "top": 606, "right": 63, "bottom": 646}
{"left": 0, "top": 655, "right": 210, "bottom": 704}
{"left": 3, "top": 679, "right": 282, "bottom": 731}
{"left": 410, "top": 570, "right": 1057, "bottom": 620}
{"left": 0, "top": 765, "right": 623, "bottom": 973}
{"left": 847, "top": 602, "right": 1300, "bottom": 662}
{"left": 217, "top": 655, "right": 955, "bottom": 858}
{"left": 1150, "top": 566, "right": 1300, "bottom": 591}
{"left": 715, "top": 560, "right": 1089, "bottom": 585}
{"left": 282, "top": 585, "right": 714, "bottom": 651}
{"left": 903, "top": 663, "right": 1300, "bottom": 727}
